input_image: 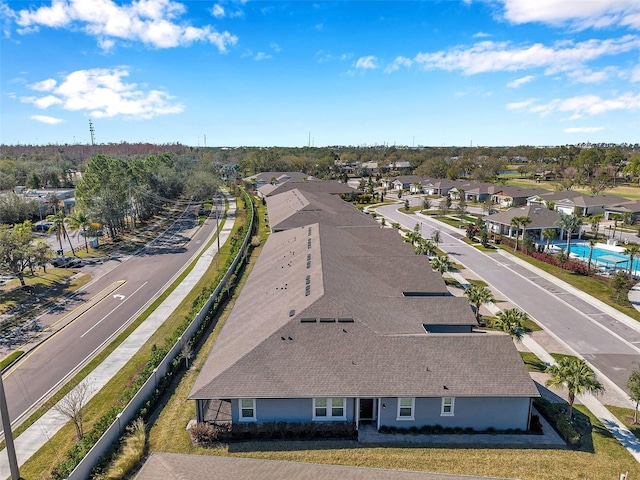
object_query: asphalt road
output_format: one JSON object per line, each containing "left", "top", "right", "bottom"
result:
{"left": 377, "top": 203, "right": 640, "bottom": 396}
{"left": 2, "top": 203, "right": 219, "bottom": 431}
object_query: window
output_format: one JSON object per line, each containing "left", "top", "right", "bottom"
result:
{"left": 313, "top": 398, "right": 346, "bottom": 420}
{"left": 441, "top": 397, "right": 455, "bottom": 416}
{"left": 238, "top": 398, "right": 256, "bottom": 422}
{"left": 397, "top": 397, "right": 415, "bottom": 420}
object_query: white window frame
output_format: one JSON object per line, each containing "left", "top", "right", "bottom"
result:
{"left": 313, "top": 397, "right": 346, "bottom": 421}
{"left": 396, "top": 397, "right": 415, "bottom": 421}
{"left": 441, "top": 396, "right": 455, "bottom": 416}
{"left": 238, "top": 398, "right": 256, "bottom": 422}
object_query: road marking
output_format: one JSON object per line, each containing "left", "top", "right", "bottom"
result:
{"left": 113, "top": 294, "right": 125, "bottom": 300}
{"left": 81, "top": 282, "right": 147, "bottom": 338}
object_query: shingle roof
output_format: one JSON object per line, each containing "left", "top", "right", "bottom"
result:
{"left": 191, "top": 320, "right": 537, "bottom": 399}
{"left": 266, "top": 189, "right": 376, "bottom": 231}
{"left": 485, "top": 205, "right": 561, "bottom": 229}
{"left": 536, "top": 191, "right": 626, "bottom": 207}
{"left": 135, "top": 454, "right": 515, "bottom": 480}
{"left": 264, "top": 179, "right": 356, "bottom": 197}
{"left": 189, "top": 188, "right": 538, "bottom": 402}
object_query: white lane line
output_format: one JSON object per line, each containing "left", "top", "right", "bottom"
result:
{"left": 80, "top": 282, "right": 148, "bottom": 338}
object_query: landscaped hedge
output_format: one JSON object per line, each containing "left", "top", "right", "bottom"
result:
{"left": 534, "top": 398, "right": 582, "bottom": 446}
{"left": 190, "top": 421, "right": 357, "bottom": 445}
{"left": 50, "top": 191, "right": 257, "bottom": 480}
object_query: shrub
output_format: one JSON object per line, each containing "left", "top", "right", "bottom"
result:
{"left": 556, "top": 416, "right": 580, "bottom": 445}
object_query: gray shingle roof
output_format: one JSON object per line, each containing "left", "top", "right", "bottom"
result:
{"left": 189, "top": 188, "right": 537, "bottom": 403}
{"left": 485, "top": 205, "right": 561, "bottom": 229}
{"left": 135, "top": 454, "right": 515, "bottom": 480}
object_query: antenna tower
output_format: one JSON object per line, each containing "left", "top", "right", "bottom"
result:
{"left": 89, "top": 119, "right": 95, "bottom": 146}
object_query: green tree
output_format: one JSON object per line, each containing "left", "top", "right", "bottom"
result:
{"left": 612, "top": 270, "right": 631, "bottom": 301}
{"left": 542, "top": 228, "right": 556, "bottom": 252}
{"left": 510, "top": 216, "right": 531, "bottom": 252}
{"left": 587, "top": 238, "right": 597, "bottom": 272}
{"left": 556, "top": 213, "right": 583, "bottom": 256}
{"left": 47, "top": 210, "right": 75, "bottom": 257}
{"left": 415, "top": 238, "right": 436, "bottom": 256}
{"left": 590, "top": 214, "right": 604, "bottom": 240}
{"left": 65, "top": 210, "right": 92, "bottom": 253}
{"left": 430, "top": 254, "right": 453, "bottom": 275}
{"left": 492, "top": 308, "right": 532, "bottom": 341}
{"left": 624, "top": 244, "right": 640, "bottom": 277}
{"left": 464, "top": 285, "right": 494, "bottom": 324}
{"left": 422, "top": 197, "right": 432, "bottom": 211}
{"left": 0, "top": 221, "right": 40, "bottom": 286}
{"left": 627, "top": 366, "right": 640, "bottom": 424}
{"left": 431, "top": 229, "right": 441, "bottom": 247}
{"left": 545, "top": 357, "right": 604, "bottom": 419}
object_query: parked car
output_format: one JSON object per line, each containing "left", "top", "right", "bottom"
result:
{"left": 50, "top": 257, "right": 82, "bottom": 268}
{"left": 32, "top": 222, "right": 53, "bottom": 232}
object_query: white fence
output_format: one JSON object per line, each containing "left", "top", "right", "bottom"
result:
{"left": 66, "top": 193, "right": 254, "bottom": 479}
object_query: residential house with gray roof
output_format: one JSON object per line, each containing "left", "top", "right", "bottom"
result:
{"left": 189, "top": 189, "right": 539, "bottom": 434}
{"left": 527, "top": 191, "right": 627, "bottom": 216}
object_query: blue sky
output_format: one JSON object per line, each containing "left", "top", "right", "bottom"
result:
{"left": 2, "top": 0, "right": 640, "bottom": 147}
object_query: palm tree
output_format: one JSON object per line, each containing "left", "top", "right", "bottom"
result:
{"left": 493, "top": 308, "right": 532, "bottom": 341}
{"left": 510, "top": 216, "right": 531, "bottom": 252}
{"left": 542, "top": 228, "right": 556, "bottom": 252}
{"left": 65, "top": 210, "right": 92, "bottom": 253}
{"left": 415, "top": 238, "right": 436, "bottom": 256}
{"left": 430, "top": 254, "right": 453, "bottom": 275}
{"left": 464, "top": 285, "right": 494, "bottom": 324}
{"left": 545, "top": 357, "right": 604, "bottom": 419}
{"left": 587, "top": 238, "right": 597, "bottom": 272}
{"left": 590, "top": 214, "right": 604, "bottom": 240}
{"left": 47, "top": 211, "right": 76, "bottom": 257}
{"left": 556, "top": 213, "right": 583, "bottom": 256}
{"left": 624, "top": 244, "right": 640, "bottom": 277}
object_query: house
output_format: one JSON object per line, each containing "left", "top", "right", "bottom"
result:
{"left": 189, "top": 189, "right": 539, "bottom": 434}
{"left": 603, "top": 200, "right": 640, "bottom": 222}
{"left": 391, "top": 175, "right": 424, "bottom": 192}
{"left": 259, "top": 179, "right": 356, "bottom": 198}
{"left": 245, "top": 171, "right": 312, "bottom": 189}
{"left": 527, "top": 191, "right": 627, "bottom": 216}
{"left": 491, "top": 187, "right": 550, "bottom": 208}
{"left": 421, "top": 179, "right": 470, "bottom": 197}
{"left": 484, "top": 205, "right": 570, "bottom": 245}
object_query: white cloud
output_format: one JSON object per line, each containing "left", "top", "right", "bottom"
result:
{"left": 632, "top": 65, "right": 640, "bottom": 82}
{"left": 413, "top": 36, "right": 640, "bottom": 76}
{"left": 315, "top": 51, "right": 352, "bottom": 63}
{"left": 473, "top": 31, "right": 490, "bottom": 38}
{"left": 385, "top": 56, "right": 413, "bottom": 73}
{"left": 11, "top": 0, "right": 238, "bottom": 52}
{"left": 270, "top": 43, "right": 281, "bottom": 53}
{"left": 499, "top": 0, "right": 640, "bottom": 30}
{"left": 506, "top": 98, "right": 539, "bottom": 110}
{"left": 355, "top": 55, "right": 378, "bottom": 70}
{"left": 254, "top": 52, "right": 271, "bottom": 61}
{"left": 566, "top": 66, "right": 618, "bottom": 84}
{"left": 29, "top": 78, "right": 57, "bottom": 91}
{"left": 22, "top": 67, "right": 184, "bottom": 120}
{"left": 564, "top": 126, "right": 605, "bottom": 133}
{"left": 211, "top": 4, "right": 225, "bottom": 18}
{"left": 30, "top": 114, "right": 64, "bottom": 124}
{"left": 506, "top": 92, "right": 640, "bottom": 118}
{"left": 507, "top": 75, "right": 535, "bottom": 88}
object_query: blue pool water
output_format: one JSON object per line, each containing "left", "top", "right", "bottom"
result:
{"left": 569, "top": 243, "right": 638, "bottom": 272}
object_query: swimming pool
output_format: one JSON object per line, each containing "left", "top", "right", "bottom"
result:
{"left": 569, "top": 243, "right": 637, "bottom": 272}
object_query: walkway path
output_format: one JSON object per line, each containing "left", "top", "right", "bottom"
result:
{"left": 0, "top": 192, "right": 236, "bottom": 479}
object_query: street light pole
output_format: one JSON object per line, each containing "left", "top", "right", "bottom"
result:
{"left": 0, "top": 373, "right": 20, "bottom": 480}
{"left": 216, "top": 192, "right": 220, "bottom": 254}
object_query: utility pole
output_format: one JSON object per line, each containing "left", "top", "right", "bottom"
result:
{"left": 0, "top": 374, "right": 20, "bottom": 480}
{"left": 89, "top": 119, "right": 95, "bottom": 146}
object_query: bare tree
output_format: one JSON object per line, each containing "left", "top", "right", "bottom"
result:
{"left": 53, "top": 379, "right": 92, "bottom": 440}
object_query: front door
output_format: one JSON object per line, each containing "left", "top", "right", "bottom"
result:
{"left": 359, "top": 398, "right": 375, "bottom": 423}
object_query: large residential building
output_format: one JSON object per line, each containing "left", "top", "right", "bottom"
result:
{"left": 189, "top": 182, "right": 539, "bottom": 434}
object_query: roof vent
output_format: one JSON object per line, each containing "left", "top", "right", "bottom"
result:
{"left": 301, "top": 317, "right": 316, "bottom": 323}
{"left": 319, "top": 317, "right": 336, "bottom": 323}
{"left": 289, "top": 310, "right": 295, "bottom": 317}
{"left": 337, "top": 318, "right": 354, "bottom": 323}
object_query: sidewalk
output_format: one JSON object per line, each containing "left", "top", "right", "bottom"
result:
{"left": 0, "top": 193, "right": 236, "bottom": 479}
{"left": 447, "top": 256, "right": 640, "bottom": 462}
